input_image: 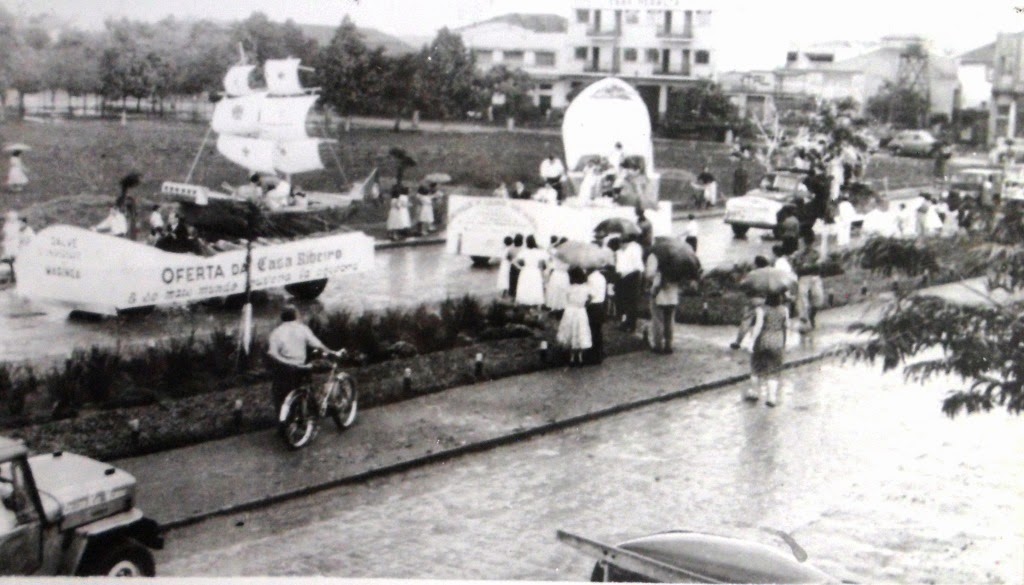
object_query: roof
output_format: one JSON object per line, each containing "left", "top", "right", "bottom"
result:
{"left": 837, "top": 46, "right": 959, "bottom": 80}
{"left": 959, "top": 42, "right": 995, "bottom": 65}
{"left": 297, "top": 23, "right": 416, "bottom": 56}
{"left": 457, "top": 13, "right": 568, "bottom": 34}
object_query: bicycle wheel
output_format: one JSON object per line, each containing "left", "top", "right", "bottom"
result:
{"left": 327, "top": 374, "right": 359, "bottom": 431}
{"left": 279, "top": 390, "right": 316, "bottom": 449}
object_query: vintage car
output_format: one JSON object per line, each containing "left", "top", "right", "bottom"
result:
{"left": 723, "top": 171, "right": 809, "bottom": 238}
{"left": 558, "top": 529, "right": 839, "bottom": 583}
{"left": 944, "top": 168, "right": 1002, "bottom": 203}
{"left": 887, "top": 130, "right": 940, "bottom": 157}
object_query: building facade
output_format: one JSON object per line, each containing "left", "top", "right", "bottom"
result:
{"left": 990, "top": 32, "right": 1024, "bottom": 143}
{"left": 721, "top": 68, "right": 866, "bottom": 121}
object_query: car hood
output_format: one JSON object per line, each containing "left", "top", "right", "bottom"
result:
{"left": 617, "top": 531, "right": 838, "bottom": 584}
{"left": 29, "top": 452, "right": 136, "bottom": 526}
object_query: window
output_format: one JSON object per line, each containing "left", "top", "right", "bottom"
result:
{"left": 576, "top": 9, "right": 589, "bottom": 23}
{"left": 786, "top": 52, "right": 798, "bottom": 63}
{"left": 575, "top": 47, "right": 588, "bottom": 60}
{"left": 504, "top": 50, "right": 525, "bottom": 65}
{"left": 695, "top": 50, "right": 710, "bottom": 65}
{"left": 624, "top": 10, "right": 639, "bottom": 24}
{"left": 623, "top": 48, "right": 638, "bottom": 62}
{"left": 535, "top": 51, "right": 556, "bottom": 67}
{"left": 538, "top": 83, "right": 553, "bottom": 91}
{"left": 645, "top": 48, "right": 660, "bottom": 63}
{"left": 474, "top": 50, "right": 493, "bottom": 65}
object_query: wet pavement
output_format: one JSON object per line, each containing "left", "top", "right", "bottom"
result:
{"left": 95, "top": 276, "right": 1021, "bottom": 581}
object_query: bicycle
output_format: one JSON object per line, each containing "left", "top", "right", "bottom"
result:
{"left": 278, "top": 349, "right": 359, "bottom": 449}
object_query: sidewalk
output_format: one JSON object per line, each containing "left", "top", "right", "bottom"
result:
{"left": 117, "top": 277, "right": 947, "bottom": 530}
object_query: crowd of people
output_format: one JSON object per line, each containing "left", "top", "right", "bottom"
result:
{"left": 385, "top": 182, "right": 442, "bottom": 241}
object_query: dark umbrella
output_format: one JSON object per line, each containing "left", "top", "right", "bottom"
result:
{"left": 554, "top": 241, "right": 614, "bottom": 270}
{"left": 594, "top": 217, "right": 640, "bottom": 241}
{"left": 651, "top": 236, "right": 701, "bottom": 282}
{"left": 740, "top": 267, "right": 797, "bottom": 295}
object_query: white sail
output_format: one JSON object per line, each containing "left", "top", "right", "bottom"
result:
{"left": 259, "top": 95, "right": 318, "bottom": 142}
{"left": 216, "top": 135, "right": 276, "bottom": 174}
{"left": 224, "top": 65, "right": 257, "bottom": 97}
{"left": 264, "top": 58, "right": 304, "bottom": 95}
{"left": 211, "top": 94, "right": 265, "bottom": 136}
{"left": 273, "top": 139, "right": 325, "bottom": 175}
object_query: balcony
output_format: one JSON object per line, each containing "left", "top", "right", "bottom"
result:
{"left": 655, "top": 30, "right": 694, "bottom": 42}
{"left": 586, "top": 27, "right": 621, "bottom": 38}
{"left": 583, "top": 65, "right": 620, "bottom": 74}
{"left": 652, "top": 68, "right": 694, "bottom": 78}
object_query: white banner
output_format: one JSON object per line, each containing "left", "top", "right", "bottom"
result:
{"left": 16, "top": 226, "right": 375, "bottom": 314}
{"left": 446, "top": 195, "right": 672, "bottom": 258}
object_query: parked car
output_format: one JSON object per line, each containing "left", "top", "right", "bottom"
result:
{"left": 888, "top": 130, "right": 940, "bottom": 157}
{"left": 558, "top": 529, "right": 839, "bottom": 584}
{"left": 0, "top": 436, "right": 163, "bottom": 576}
{"left": 724, "top": 171, "right": 809, "bottom": 238}
{"left": 944, "top": 169, "right": 1002, "bottom": 203}
{"left": 988, "top": 137, "right": 1024, "bottom": 165}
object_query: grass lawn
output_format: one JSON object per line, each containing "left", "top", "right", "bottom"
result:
{"left": 1, "top": 118, "right": 936, "bottom": 231}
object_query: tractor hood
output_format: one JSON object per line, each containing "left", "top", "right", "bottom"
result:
{"left": 28, "top": 452, "right": 136, "bottom": 528}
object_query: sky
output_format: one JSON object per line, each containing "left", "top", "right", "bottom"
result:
{"left": 1, "top": 0, "right": 1018, "bottom": 70}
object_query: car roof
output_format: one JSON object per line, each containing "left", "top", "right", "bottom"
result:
{"left": 0, "top": 437, "right": 28, "bottom": 461}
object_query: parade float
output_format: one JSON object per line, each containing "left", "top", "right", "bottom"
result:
{"left": 446, "top": 77, "right": 673, "bottom": 265}
{"left": 161, "top": 57, "right": 376, "bottom": 240}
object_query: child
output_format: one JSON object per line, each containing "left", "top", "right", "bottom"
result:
{"left": 684, "top": 213, "right": 699, "bottom": 252}
{"left": 6, "top": 150, "right": 28, "bottom": 192}
{"left": 496, "top": 236, "right": 514, "bottom": 297}
{"left": 557, "top": 266, "right": 593, "bottom": 366}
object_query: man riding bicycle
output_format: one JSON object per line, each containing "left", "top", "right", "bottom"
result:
{"left": 267, "top": 306, "right": 339, "bottom": 412}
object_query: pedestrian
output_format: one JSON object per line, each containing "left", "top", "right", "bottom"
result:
{"left": 508, "top": 233, "right": 524, "bottom": 301}
{"left": 496, "top": 235, "right": 514, "bottom": 297}
{"left": 746, "top": 291, "right": 789, "bottom": 406}
{"left": 556, "top": 266, "right": 593, "bottom": 366}
{"left": 778, "top": 208, "right": 800, "bottom": 256}
{"left": 609, "top": 142, "right": 625, "bottom": 176}
{"left": 545, "top": 237, "right": 570, "bottom": 317}
{"left": 897, "top": 203, "right": 917, "bottom": 238}
{"left": 683, "top": 213, "right": 699, "bottom": 252}
{"left": 415, "top": 185, "right": 435, "bottom": 236}
{"left": 644, "top": 252, "right": 681, "bottom": 354}
{"left": 584, "top": 266, "right": 608, "bottom": 365}
{"left": 694, "top": 166, "right": 718, "bottom": 208}
{"left": 6, "top": 150, "right": 28, "bottom": 192}
{"left": 772, "top": 244, "right": 794, "bottom": 277}
{"left": 510, "top": 181, "right": 530, "bottom": 200}
{"left": 514, "top": 235, "right": 547, "bottom": 308}
{"left": 933, "top": 143, "right": 947, "bottom": 182}
{"left": 635, "top": 207, "right": 653, "bottom": 257}
{"left": 612, "top": 234, "right": 644, "bottom": 332}
{"left": 493, "top": 181, "right": 509, "bottom": 198}
{"left": 732, "top": 160, "right": 749, "bottom": 196}
{"left": 793, "top": 249, "right": 825, "bottom": 331}
{"left": 539, "top": 152, "right": 566, "bottom": 202}
{"left": 2, "top": 211, "right": 20, "bottom": 262}
{"left": 835, "top": 195, "right": 857, "bottom": 248}
{"left": 386, "top": 185, "right": 410, "bottom": 240}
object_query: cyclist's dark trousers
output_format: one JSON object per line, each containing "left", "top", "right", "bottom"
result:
{"left": 270, "top": 362, "right": 311, "bottom": 412}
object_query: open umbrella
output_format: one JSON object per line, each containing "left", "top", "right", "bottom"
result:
{"left": 651, "top": 236, "right": 701, "bottom": 282}
{"left": 422, "top": 172, "right": 452, "bottom": 184}
{"left": 594, "top": 217, "right": 640, "bottom": 240}
{"left": 2, "top": 143, "right": 31, "bottom": 153}
{"left": 740, "top": 267, "right": 797, "bottom": 295}
{"left": 554, "top": 241, "right": 614, "bottom": 270}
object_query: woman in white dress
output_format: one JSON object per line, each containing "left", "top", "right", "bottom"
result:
{"left": 577, "top": 160, "right": 600, "bottom": 204}
{"left": 514, "top": 235, "right": 547, "bottom": 308}
{"left": 545, "top": 237, "right": 570, "bottom": 315}
{"left": 556, "top": 266, "right": 593, "bottom": 366}
{"left": 416, "top": 186, "right": 435, "bottom": 235}
{"left": 386, "top": 188, "right": 412, "bottom": 240}
{"left": 496, "top": 236, "right": 514, "bottom": 297}
{"left": 6, "top": 151, "right": 28, "bottom": 192}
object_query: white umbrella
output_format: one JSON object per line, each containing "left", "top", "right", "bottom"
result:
{"left": 2, "top": 143, "right": 31, "bottom": 153}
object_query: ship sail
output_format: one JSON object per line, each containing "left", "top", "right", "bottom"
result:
{"left": 223, "top": 65, "right": 257, "bottom": 97}
{"left": 212, "top": 58, "right": 326, "bottom": 176}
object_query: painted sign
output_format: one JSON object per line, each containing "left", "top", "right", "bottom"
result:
{"left": 446, "top": 195, "right": 672, "bottom": 258}
{"left": 15, "top": 225, "right": 375, "bottom": 314}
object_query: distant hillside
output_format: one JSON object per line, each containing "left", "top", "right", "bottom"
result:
{"left": 297, "top": 23, "right": 416, "bottom": 55}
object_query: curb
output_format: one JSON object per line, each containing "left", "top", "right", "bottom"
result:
{"left": 157, "top": 349, "right": 836, "bottom": 532}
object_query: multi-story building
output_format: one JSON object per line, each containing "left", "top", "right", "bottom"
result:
{"left": 989, "top": 32, "right": 1024, "bottom": 142}
{"left": 456, "top": 13, "right": 570, "bottom": 111}
{"left": 956, "top": 42, "right": 994, "bottom": 111}
{"left": 721, "top": 68, "right": 865, "bottom": 121}
{"left": 563, "top": 0, "right": 716, "bottom": 120}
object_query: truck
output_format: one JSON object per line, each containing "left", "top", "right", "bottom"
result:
{"left": 0, "top": 436, "right": 164, "bottom": 576}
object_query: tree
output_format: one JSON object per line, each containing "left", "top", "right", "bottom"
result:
{"left": 231, "top": 12, "right": 316, "bottom": 64}
{"left": 413, "top": 28, "right": 477, "bottom": 119}
{"left": 477, "top": 65, "right": 539, "bottom": 122}
{"left": 46, "top": 28, "right": 103, "bottom": 114}
{"left": 7, "top": 15, "right": 51, "bottom": 117}
{"left": 866, "top": 81, "right": 928, "bottom": 129}
{"left": 847, "top": 205, "right": 1024, "bottom": 417}
{"left": 174, "top": 20, "right": 237, "bottom": 96}
{"left": 661, "top": 82, "right": 740, "bottom": 140}
{"left": 316, "top": 16, "right": 380, "bottom": 118}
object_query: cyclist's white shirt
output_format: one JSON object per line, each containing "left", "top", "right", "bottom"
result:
{"left": 268, "top": 322, "right": 323, "bottom": 367}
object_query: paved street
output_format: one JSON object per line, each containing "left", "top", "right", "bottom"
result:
{"left": 157, "top": 360, "right": 1024, "bottom": 583}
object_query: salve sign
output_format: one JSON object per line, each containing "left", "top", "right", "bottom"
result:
{"left": 16, "top": 226, "right": 374, "bottom": 314}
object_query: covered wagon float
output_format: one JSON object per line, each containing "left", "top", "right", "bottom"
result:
{"left": 446, "top": 77, "right": 673, "bottom": 266}
{"left": 161, "top": 55, "right": 378, "bottom": 240}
